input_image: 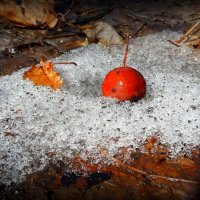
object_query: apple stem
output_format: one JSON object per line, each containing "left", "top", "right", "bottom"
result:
{"left": 122, "top": 34, "right": 130, "bottom": 67}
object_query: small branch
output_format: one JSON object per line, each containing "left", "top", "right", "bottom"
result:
{"left": 77, "top": 151, "right": 200, "bottom": 186}
{"left": 168, "top": 21, "right": 200, "bottom": 46}
{"left": 113, "top": 157, "right": 200, "bottom": 185}
{"left": 150, "top": 174, "right": 200, "bottom": 184}
{"left": 63, "top": 0, "right": 76, "bottom": 18}
{"left": 44, "top": 33, "right": 77, "bottom": 39}
{"left": 176, "top": 21, "right": 200, "bottom": 44}
{"left": 167, "top": 40, "right": 180, "bottom": 47}
{"left": 186, "top": 16, "right": 200, "bottom": 22}
{"left": 132, "top": 23, "right": 147, "bottom": 38}
{"left": 104, "top": 181, "right": 117, "bottom": 187}
{"left": 113, "top": 158, "right": 147, "bottom": 176}
{"left": 96, "top": 150, "right": 200, "bottom": 185}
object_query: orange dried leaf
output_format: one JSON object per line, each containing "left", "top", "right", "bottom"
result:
{"left": 23, "top": 60, "right": 62, "bottom": 90}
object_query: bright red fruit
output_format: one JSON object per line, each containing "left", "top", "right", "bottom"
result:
{"left": 102, "top": 66, "right": 146, "bottom": 101}
{"left": 102, "top": 35, "right": 146, "bottom": 101}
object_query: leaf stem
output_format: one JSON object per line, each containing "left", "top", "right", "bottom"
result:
{"left": 54, "top": 61, "right": 77, "bottom": 66}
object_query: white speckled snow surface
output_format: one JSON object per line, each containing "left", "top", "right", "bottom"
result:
{"left": 0, "top": 31, "right": 200, "bottom": 185}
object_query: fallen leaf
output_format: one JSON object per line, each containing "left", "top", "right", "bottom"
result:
{"left": 168, "top": 21, "right": 200, "bottom": 48}
{"left": 186, "top": 33, "right": 200, "bottom": 48}
{"left": 62, "top": 38, "right": 89, "bottom": 50}
{"left": 23, "top": 60, "right": 62, "bottom": 90}
{"left": 184, "top": 21, "right": 200, "bottom": 48}
{"left": 177, "top": 157, "right": 195, "bottom": 166}
{"left": 83, "top": 21, "right": 124, "bottom": 45}
{"left": 0, "top": 0, "right": 58, "bottom": 28}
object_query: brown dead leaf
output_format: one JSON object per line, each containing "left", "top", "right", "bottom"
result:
{"left": 23, "top": 60, "right": 62, "bottom": 90}
{"left": 184, "top": 21, "right": 200, "bottom": 48}
{"left": 177, "top": 157, "right": 195, "bottom": 166}
{"left": 62, "top": 38, "right": 89, "bottom": 50}
{"left": 83, "top": 21, "right": 124, "bottom": 45}
{"left": 0, "top": 0, "right": 58, "bottom": 28}
{"left": 169, "top": 21, "right": 200, "bottom": 48}
{"left": 186, "top": 34, "right": 200, "bottom": 48}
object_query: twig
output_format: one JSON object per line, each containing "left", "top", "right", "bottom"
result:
{"left": 65, "top": 21, "right": 82, "bottom": 31}
{"left": 176, "top": 21, "right": 200, "bottom": 43}
{"left": 63, "top": 0, "right": 76, "bottom": 18}
{"left": 168, "top": 40, "right": 181, "bottom": 47}
{"left": 186, "top": 16, "right": 200, "bottom": 22}
{"left": 104, "top": 181, "right": 117, "bottom": 187}
{"left": 44, "top": 33, "right": 77, "bottom": 39}
{"left": 168, "top": 21, "right": 200, "bottom": 46}
{"left": 112, "top": 157, "right": 200, "bottom": 185}
{"left": 57, "top": 0, "right": 88, "bottom": 21}
{"left": 132, "top": 23, "right": 147, "bottom": 38}
{"left": 77, "top": 153, "right": 200, "bottom": 185}
{"left": 113, "top": 158, "right": 147, "bottom": 176}
{"left": 150, "top": 174, "right": 200, "bottom": 184}
{"left": 115, "top": 159, "right": 199, "bottom": 185}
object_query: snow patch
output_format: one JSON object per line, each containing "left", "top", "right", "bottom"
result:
{"left": 0, "top": 31, "right": 200, "bottom": 185}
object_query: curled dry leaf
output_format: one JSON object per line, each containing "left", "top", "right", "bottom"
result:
{"left": 0, "top": 0, "right": 58, "bottom": 28}
{"left": 169, "top": 21, "right": 200, "bottom": 48}
{"left": 83, "top": 21, "right": 124, "bottom": 45}
{"left": 186, "top": 30, "right": 200, "bottom": 48}
{"left": 184, "top": 21, "right": 200, "bottom": 48}
{"left": 62, "top": 38, "right": 89, "bottom": 50}
{"left": 23, "top": 60, "right": 62, "bottom": 90}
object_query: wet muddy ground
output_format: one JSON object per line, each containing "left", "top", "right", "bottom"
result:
{"left": 1, "top": 141, "right": 200, "bottom": 200}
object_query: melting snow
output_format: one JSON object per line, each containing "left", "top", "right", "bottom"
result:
{"left": 0, "top": 31, "right": 200, "bottom": 185}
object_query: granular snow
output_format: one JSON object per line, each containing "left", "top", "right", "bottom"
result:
{"left": 0, "top": 31, "right": 200, "bottom": 185}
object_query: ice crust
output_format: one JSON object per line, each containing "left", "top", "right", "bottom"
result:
{"left": 0, "top": 31, "right": 200, "bottom": 185}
